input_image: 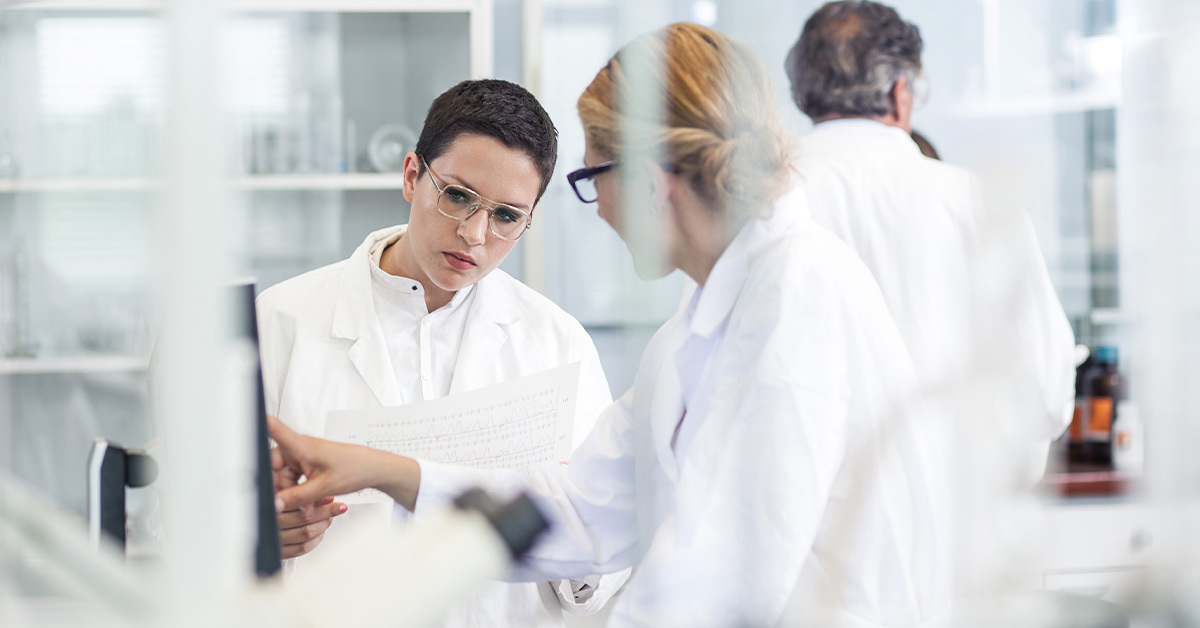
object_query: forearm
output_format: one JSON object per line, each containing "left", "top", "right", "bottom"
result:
{"left": 366, "top": 448, "right": 421, "bottom": 511}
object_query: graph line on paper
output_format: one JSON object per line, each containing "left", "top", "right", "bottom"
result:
{"left": 324, "top": 363, "right": 581, "bottom": 501}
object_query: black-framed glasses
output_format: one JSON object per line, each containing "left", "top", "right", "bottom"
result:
{"left": 420, "top": 156, "right": 532, "bottom": 241}
{"left": 566, "top": 161, "right": 615, "bottom": 203}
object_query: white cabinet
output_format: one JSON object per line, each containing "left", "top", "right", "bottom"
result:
{"left": 1036, "top": 500, "right": 1158, "bottom": 604}
{"left": 0, "top": 0, "right": 493, "bottom": 515}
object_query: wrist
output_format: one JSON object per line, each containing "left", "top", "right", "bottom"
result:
{"left": 368, "top": 450, "right": 421, "bottom": 512}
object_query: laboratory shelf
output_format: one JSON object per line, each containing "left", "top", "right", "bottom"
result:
{"left": 1089, "top": 308, "right": 1125, "bottom": 326}
{"left": 0, "top": 178, "right": 152, "bottom": 193}
{"left": 2, "top": 0, "right": 487, "bottom": 12}
{"left": 238, "top": 173, "right": 408, "bottom": 190}
{"left": 0, "top": 174, "right": 408, "bottom": 193}
{"left": 0, "top": 355, "right": 150, "bottom": 374}
{"left": 946, "top": 90, "right": 1119, "bottom": 118}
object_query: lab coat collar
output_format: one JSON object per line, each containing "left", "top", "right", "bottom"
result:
{"left": 331, "top": 224, "right": 407, "bottom": 343}
{"left": 328, "top": 224, "right": 518, "bottom": 406}
{"left": 447, "top": 273, "right": 519, "bottom": 396}
{"left": 366, "top": 235, "right": 477, "bottom": 311}
{"left": 330, "top": 225, "right": 408, "bottom": 406}
{"left": 810, "top": 118, "right": 921, "bottom": 155}
{"left": 686, "top": 190, "right": 807, "bottom": 338}
{"left": 651, "top": 203, "right": 804, "bottom": 481}
{"left": 686, "top": 237, "right": 748, "bottom": 339}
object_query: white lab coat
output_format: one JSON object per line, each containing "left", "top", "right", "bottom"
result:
{"left": 416, "top": 195, "right": 950, "bottom": 627}
{"left": 795, "top": 119, "right": 1076, "bottom": 446}
{"left": 256, "top": 225, "right": 628, "bottom": 626}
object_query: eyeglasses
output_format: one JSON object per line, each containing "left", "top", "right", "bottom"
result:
{"left": 566, "top": 161, "right": 615, "bottom": 203}
{"left": 420, "top": 156, "right": 532, "bottom": 241}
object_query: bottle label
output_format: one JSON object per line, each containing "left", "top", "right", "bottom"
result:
{"left": 1087, "top": 397, "right": 1114, "bottom": 441}
{"left": 1069, "top": 402, "right": 1085, "bottom": 441}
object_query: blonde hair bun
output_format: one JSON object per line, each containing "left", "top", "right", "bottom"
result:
{"left": 578, "top": 22, "right": 792, "bottom": 216}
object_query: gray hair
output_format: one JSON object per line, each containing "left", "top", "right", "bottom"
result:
{"left": 785, "top": 1, "right": 922, "bottom": 120}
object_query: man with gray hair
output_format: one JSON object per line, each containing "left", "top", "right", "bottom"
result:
{"left": 785, "top": 1, "right": 1077, "bottom": 480}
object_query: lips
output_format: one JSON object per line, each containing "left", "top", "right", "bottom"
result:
{"left": 443, "top": 251, "right": 477, "bottom": 271}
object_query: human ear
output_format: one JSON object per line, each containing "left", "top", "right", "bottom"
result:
{"left": 401, "top": 152, "right": 421, "bottom": 204}
{"left": 641, "top": 158, "right": 673, "bottom": 215}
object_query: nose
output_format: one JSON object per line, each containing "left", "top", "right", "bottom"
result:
{"left": 458, "top": 207, "right": 489, "bottom": 246}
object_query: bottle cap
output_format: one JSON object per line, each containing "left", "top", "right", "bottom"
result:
{"left": 1094, "top": 345, "right": 1119, "bottom": 365}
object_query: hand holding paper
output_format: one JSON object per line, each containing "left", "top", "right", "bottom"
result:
{"left": 270, "top": 416, "right": 423, "bottom": 511}
{"left": 271, "top": 364, "right": 581, "bottom": 514}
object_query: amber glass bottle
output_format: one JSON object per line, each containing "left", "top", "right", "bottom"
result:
{"left": 1066, "top": 353, "right": 1094, "bottom": 463}
{"left": 1081, "top": 346, "right": 1122, "bottom": 466}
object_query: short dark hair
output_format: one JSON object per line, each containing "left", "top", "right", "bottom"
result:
{"left": 415, "top": 79, "right": 558, "bottom": 203}
{"left": 785, "top": 1, "right": 922, "bottom": 120}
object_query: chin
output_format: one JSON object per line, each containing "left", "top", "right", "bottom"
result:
{"left": 437, "top": 266, "right": 486, "bottom": 291}
{"left": 434, "top": 275, "right": 475, "bottom": 293}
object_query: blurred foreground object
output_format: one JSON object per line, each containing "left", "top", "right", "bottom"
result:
{"left": 268, "top": 488, "right": 549, "bottom": 628}
{"left": 0, "top": 471, "right": 154, "bottom": 624}
{"left": 87, "top": 439, "right": 158, "bottom": 550}
{"left": 3, "top": 476, "right": 546, "bottom": 628}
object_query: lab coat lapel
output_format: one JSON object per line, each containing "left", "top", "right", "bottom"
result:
{"left": 447, "top": 275, "right": 512, "bottom": 395}
{"left": 647, "top": 322, "right": 688, "bottom": 483}
{"left": 331, "top": 226, "right": 406, "bottom": 407}
{"left": 645, "top": 220, "right": 761, "bottom": 483}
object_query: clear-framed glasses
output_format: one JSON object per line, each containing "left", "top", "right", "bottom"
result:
{"left": 420, "top": 156, "right": 532, "bottom": 241}
{"left": 566, "top": 161, "right": 615, "bottom": 203}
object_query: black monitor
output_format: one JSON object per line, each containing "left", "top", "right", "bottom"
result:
{"left": 90, "top": 282, "right": 282, "bottom": 578}
{"left": 234, "top": 281, "right": 283, "bottom": 578}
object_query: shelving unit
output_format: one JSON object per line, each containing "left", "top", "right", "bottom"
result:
{"left": 0, "top": 355, "right": 150, "bottom": 374}
{"left": 7, "top": 0, "right": 484, "bottom": 10}
{"left": 0, "top": 0, "right": 496, "bottom": 517}
{"left": 2, "top": 0, "right": 493, "bottom": 79}
{"left": 0, "top": 173, "right": 408, "bottom": 193}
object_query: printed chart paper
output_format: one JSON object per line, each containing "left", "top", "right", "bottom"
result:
{"left": 324, "top": 363, "right": 579, "bottom": 503}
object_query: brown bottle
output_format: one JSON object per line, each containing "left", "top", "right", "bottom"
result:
{"left": 1066, "top": 353, "right": 1094, "bottom": 463}
{"left": 1081, "top": 346, "right": 1122, "bottom": 466}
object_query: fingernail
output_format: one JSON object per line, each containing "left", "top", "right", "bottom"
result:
{"left": 275, "top": 497, "right": 285, "bottom": 513}
{"left": 337, "top": 504, "right": 348, "bottom": 514}
{"left": 321, "top": 497, "right": 334, "bottom": 505}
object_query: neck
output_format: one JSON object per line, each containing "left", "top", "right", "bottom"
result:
{"left": 674, "top": 202, "right": 745, "bottom": 288}
{"left": 380, "top": 235, "right": 455, "bottom": 311}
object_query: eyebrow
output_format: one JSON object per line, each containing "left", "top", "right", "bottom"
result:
{"left": 441, "top": 172, "right": 532, "bottom": 211}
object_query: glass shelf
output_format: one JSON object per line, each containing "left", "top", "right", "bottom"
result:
{"left": 0, "top": 173, "right": 408, "bottom": 193}
{"left": 3, "top": 0, "right": 487, "bottom": 13}
{"left": 0, "top": 354, "right": 150, "bottom": 374}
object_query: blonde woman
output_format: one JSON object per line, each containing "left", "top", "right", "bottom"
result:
{"left": 271, "top": 23, "right": 946, "bottom": 626}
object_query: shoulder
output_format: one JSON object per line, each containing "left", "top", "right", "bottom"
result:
{"left": 482, "top": 270, "right": 597, "bottom": 348}
{"left": 256, "top": 259, "right": 348, "bottom": 321}
{"left": 480, "top": 270, "right": 588, "bottom": 335}
{"left": 798, "top": 129, "right": 977, "bottom": 188}
{"left": 914, "top": 157, "right": 979, "bottom": 193}
{"left": 748, "top": 218, "right": 884, "bottom": 313}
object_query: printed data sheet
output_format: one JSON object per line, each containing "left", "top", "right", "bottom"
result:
{"left": 324, "top": 362, "right": 579, "bottom": 503}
